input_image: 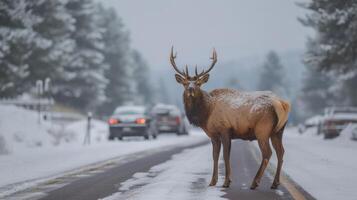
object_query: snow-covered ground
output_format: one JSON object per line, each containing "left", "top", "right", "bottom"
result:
{"left": 0, "top": 105, "right": 208, "bottom": 198}
{"left": 270, "top": 127, "right": 357, "bottom": 200}
{"left": 2, "top": 105, "right": 357, "bottom": 199}
{"left": 103, "top": 127, "right": 357, "bottom": 200}
{"left": 103, "top": 144, "right": 225, "bottom": 200}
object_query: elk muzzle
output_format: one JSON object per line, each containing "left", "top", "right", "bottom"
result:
{"left": 187, "top": 87, "right": 195, "bottom": 97}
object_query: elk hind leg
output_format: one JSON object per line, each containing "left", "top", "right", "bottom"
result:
{"left": 270, "top": 127, "right": 285, "bottom": 189}
{"left": 250, "top": 139, "right": 272, "bottom": 190}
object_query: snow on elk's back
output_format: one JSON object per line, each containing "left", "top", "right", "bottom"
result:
{"left": 210, "top": 89, "right": 275, "bottom": 113}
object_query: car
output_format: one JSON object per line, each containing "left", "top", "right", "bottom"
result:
{"left": 298, "top": 115, "right": 324, "bottom": 134}
{"left": 150, "top": 104, "right": 188, "bottom": 135}
{"left": 107, "top": 105, "right": 156, "bottom": 140}
{"left": 320, "top": 107, "right": 357, "bottom": 139}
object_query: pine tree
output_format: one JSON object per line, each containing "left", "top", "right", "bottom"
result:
{"left": 24, "top": 1, "right": 76, "bottom": 95}
{"left": 0, "top": 0, "right": 45, "bottom": 96}
{"left": 131, "top": 50, "right": 153, "bottom": 105}
{"left": 300, "top": 66, "right": 336, "bottom": 116}
{"left": 96, "top": 5, "right": 131, "bottom": 114}
{"left": 257, "top": 51, "right": 287, "bottom": 97}
{"left": 55, "top": 0, "right": 107, "bottom": 111}
{"left": 299, "top": 0, "right": 357, "bottom": 105}
{"left": 299, "top": 0, "right": 357, "bottom": 74}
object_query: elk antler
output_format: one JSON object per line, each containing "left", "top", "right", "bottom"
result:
{"left": 195, "top": 48, "right": 217, "bottom": 77}
{"left": 170, "top": 46, "right": 217, "bottom": 79}
{"left": 170, "top": 46, "right": 187, "bottom": 77}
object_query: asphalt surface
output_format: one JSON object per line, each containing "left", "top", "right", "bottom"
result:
{"left": 38, "top": 140, "right": 208, "bottom": 200}
{"left": 223, "top": 140, "right": 293, "bottom": 200}
{"left": 9, "top": 138, "right": 314, "bottom": 200}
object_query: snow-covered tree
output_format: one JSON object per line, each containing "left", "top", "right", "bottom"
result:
{"left": 24, "top": 1, "right": 76, "bottom": 94}
{"left": 257, "top": 51, "right": 288, "bottom": 97}
{"left": 299, "top": 0, "right": 357, "bottom": 74}
{"left": 300, "top": 0, "right": 357, "bottom": 105}
{"left": 96, "top": 5, "right": 131, "bottom": 114}
{"left": 55, "top": 0, "right": 107, "bottom": 111}
{"left": 0, "top": 0, "right": 45, "bottom": 96}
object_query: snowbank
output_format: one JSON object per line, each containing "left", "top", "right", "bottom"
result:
{"left": 0, "top": 104, "right": 111, "bottom": 155}
{"left": 0, "top": 105, "right": 54, "bottom": 153}
{"left": 269, "top": 128, "right": 357, "bottom": 200}
{"left": 64, "top": 119, "right": 108, "bottom": 144}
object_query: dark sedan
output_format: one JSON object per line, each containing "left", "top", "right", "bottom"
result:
{"left": 108, "top": 106, "right": 156, "bottom": 140}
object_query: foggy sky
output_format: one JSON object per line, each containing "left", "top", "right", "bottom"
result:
{"left": 100, "top": 0, "right": 311, "bottom": 68}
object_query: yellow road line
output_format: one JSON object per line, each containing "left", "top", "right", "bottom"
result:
{"left": 248, "top": 142, "right": 307, "bottom": 200}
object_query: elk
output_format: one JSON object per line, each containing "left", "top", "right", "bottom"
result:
{"left": 169, "top": 47, "right": 290, "bottom": 189}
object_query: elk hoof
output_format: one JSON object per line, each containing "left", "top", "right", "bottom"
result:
{"left": 222, "top": 181, "right": 231, "bottom": 188}
{"left": 271, "top": 182, "right": 280, "bottom": 189}
{"left": 209, "top": 179, "right": 217, "bottom": 186}
{"left": 250, "top": 181, "right": 258, "bottom": 190}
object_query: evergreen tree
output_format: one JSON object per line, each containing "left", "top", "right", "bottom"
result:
{"left": 300, "top": 66, "right": 336, "bottom": 116}
{"left": 131, "top": 50, "right": 153, "bottom": 105}
{"left": 55, "top": 0, "right": 107, "bottom": 111}
{"left": 0, "top": 0, "right": 45, "bottom": 96}
{"left": 300, "top": 0, "right": 357, "bottom": 105}
{"left": 257, "top": 51, "right": 287, "bottom": 97}
{"left": 24, "top": 1, "right": 76, "bottom": 95}
{"left": 299, "top": 0, "right": 357, "bottom": 73}
{"left": 96, "top": 5, "right": 131, "bottom": 114}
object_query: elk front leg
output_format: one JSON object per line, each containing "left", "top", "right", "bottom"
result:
{"left": 250, "top": 139, "right": 272, "bottom": 190}
{"left": 221, "top": 134, "right": 232, "bottom": 188}
{"left": 209, "top": 137, "right": 221, "bottom": 186}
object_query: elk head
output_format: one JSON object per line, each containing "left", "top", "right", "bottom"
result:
{"left": 170, "top": 46, "right": 217, "bottom": 98}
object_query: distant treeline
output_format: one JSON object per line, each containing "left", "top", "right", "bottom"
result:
{"left": 0, "top": 0, "right": 153, "bottom": 114}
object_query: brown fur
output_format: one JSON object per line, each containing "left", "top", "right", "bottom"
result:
{"left": 170, "top": 47, "right": 290, "bottom": 189}
{"left": 183, "top": 87, "right": 290, "bottom": 189}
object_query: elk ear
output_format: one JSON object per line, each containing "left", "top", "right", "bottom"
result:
{"left": 175, "top": 74, "right": 185, "bottom": 84}
{"left": 199, "top": 74, "right": 210, "bottom": 84}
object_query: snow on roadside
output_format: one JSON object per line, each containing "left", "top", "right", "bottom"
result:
{"left": 0, "top": 129, "right": 208, "bottom": 190}
{"left": 269, "top": 128, "right": 357, "bottom": 200}
{"left": 103, "top": 144, "right": 226, "bottom": 200}
{"left": 64, "top": 119, "right": 108, "bottom": 144}
{"left": 0, "top": 105, "right": 54, "bottom": 153}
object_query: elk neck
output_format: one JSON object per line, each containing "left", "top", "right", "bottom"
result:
{"left": 183, "top": 88, "right": 211, "bottom": 128}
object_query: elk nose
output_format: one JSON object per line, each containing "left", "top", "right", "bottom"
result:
{"left": 188, "top": 87, "right": 195, "bottom": 97}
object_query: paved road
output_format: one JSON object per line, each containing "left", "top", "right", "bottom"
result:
{"left": 224, "top": 140, "right": 294, "bottom": 200}
{"left": 7, "top": 139, "right": 314, "bottom": 200}
{"left": 38, "top": 140, "right": 209, "bottom": 200}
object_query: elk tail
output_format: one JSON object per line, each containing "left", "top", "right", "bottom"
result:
{"left": 273, "top": 99, "right": 291, "bottom": 134}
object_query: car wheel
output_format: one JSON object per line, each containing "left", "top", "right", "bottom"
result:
{"left": 108, "top": 134, "right": 115, "bottom": 140}
{"left": 153, "top": 134, "right": 157, "bottom": 139}
{"left": 144, "top": 135, "right": 149, "bottom": 140}
{"left": 118, "top": 136, "right": 123, "bottom": 140}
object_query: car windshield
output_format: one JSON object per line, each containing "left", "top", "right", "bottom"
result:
{"left": 152, "top": 106, "right": 180, "bottom": 115}
{"left": 114, "top": 106, "right": 145, "bottom": 115}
